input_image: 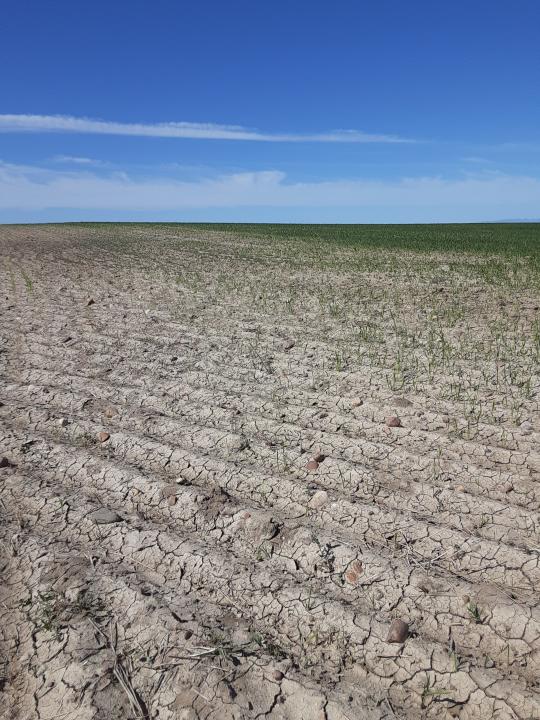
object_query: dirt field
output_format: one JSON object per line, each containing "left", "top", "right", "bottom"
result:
{"left": 1, "top": 223, "right": 539, "bottom": 719}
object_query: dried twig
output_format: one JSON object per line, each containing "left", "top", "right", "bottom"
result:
{"left": 89, "top": 617, "right": 150, "bottom": 719}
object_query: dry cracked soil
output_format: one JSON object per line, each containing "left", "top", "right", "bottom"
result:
{"left": 1, "top": 224, "right": 539, "bottom": 720}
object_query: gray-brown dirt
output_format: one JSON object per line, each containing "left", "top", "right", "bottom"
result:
{"left": 1, "top": 224, "right": 539, "bottom": 719}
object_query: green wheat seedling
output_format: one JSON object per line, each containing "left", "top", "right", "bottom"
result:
{"left": 467, "top": 601, "right": 484, "bottom": 624}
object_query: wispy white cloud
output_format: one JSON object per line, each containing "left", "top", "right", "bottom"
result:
{"left": 1, "top": 161, "right": 539, "bottom": 222}
{"left": 52, "top": 155, "right": 105, "bottom": 166}
{"left": 461, "top": 156, "right": 491, "bottom": 164}
{"left": 0, "top": 113, "right": 412, "bottom": 143}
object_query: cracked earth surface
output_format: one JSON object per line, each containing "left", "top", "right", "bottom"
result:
{"left": 1, "top": 224, "right": 539, "bottom": 719}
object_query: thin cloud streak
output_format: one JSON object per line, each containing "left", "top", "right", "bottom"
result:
{"left": 52, "top": 155, "right": 105, "bottom": 166}
{"left": 0, "top": 114, "right": 412, "bottom": 143}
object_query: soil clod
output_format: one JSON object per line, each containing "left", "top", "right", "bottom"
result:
{"left": 89, "top": 508, "right": 122, "bottom": 524}
{"left": 387, "top": 619, "right": 409, "bottom": 643}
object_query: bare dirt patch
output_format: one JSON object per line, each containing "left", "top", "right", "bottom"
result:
{"left": 1, "top": 224, "right": 539, "bottom": 719}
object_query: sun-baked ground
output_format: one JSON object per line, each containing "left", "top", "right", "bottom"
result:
{"left": 1, "top": 223, "right": 539, "bottom": 719}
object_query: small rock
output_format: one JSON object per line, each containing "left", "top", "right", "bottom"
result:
{"left": 272, "top": 670, "right": 284, "bottom": 682}
{"left": 103, "top": 407, "right": 118, "bottom": 418}
{"left": 0, "top": 457, "right": 13, "bottom": 468}
{"left": 283, "top": 340, "right": 295, "bottom": 351}
{"left": 161, "top": 485, "right": 178, "bottom": 499}
{"left": 520, "top": 421, "right": 533, "bottom": 436}
{"left": 462, "top": 594, "right": 470, "bottom": 605}
{"left": 351, "top": 399, "right": 363, "bottom": 408}
{"left": 387, "top": 619, "right": 409, "bottom": 643}
{"left": 456, "top": 484, "right": 465, "bottom": 492}
{"left": 90, "top": 508, "right": 121, "bottom": 524}
{"left": 309, "top": 490, "right": 328, "bottom": 508}
{"left": 312, "top": 452, "right": 326, "bottom": 463}
{"left": 306, "top": 460, "right": 319, "bottom": 472}
{"left": 58, "top": 417, "right": 68, "bottom": 427}
{"left": 344, "top": 560, "right": 363, "bottom": 585}
{"left": 86, "top": 298, "right": 95, "bottom": 306}
{"left": 97, "top": 431, "right": 110, "bottom": 443}
{"left": 260, "top": 520, "right": 280, "bottom": 541}
{"left": 385, "top": 416, "right": 402, "bottom": 428}
{"left": 167, "top": 495, "right": 177, "bottom": 507}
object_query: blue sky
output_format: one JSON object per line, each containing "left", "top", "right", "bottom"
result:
{"left": 1, "top": 0, "right": 539, "bottom": 223}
